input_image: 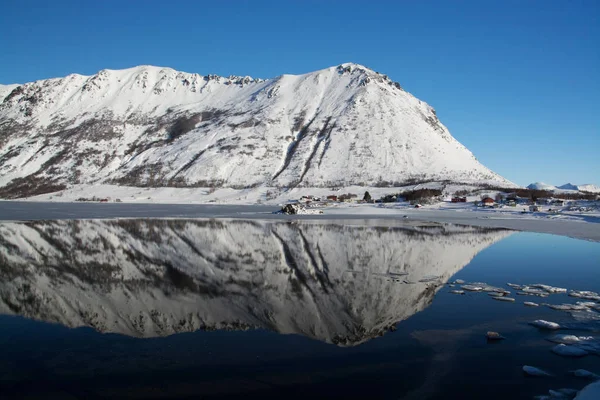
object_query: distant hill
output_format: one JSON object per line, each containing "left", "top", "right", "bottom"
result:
{"left": 527, "top": 182, "right": 600, "bottom": 193}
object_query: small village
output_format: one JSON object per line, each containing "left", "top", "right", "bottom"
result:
{"left": 281, "top": 188, "right": 600, "bottom": 215}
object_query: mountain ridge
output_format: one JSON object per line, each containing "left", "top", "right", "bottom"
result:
{"left": 0, "top": 63, "right": 516, "bottom": 199}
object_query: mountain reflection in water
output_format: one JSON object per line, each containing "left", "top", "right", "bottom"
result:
{"left": 0, "top": 219, "right": 511, "bottom": 345}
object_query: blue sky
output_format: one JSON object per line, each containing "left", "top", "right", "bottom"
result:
{"left": 1, "top": 0, "right": 598, "bottom": 186}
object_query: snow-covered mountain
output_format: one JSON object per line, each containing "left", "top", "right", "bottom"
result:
{"left": 528, "top": 182, "right": 600, "bottom": 193}
{"left": 0, "top": 219, "right": 511, "bottom": 345}
{"left": 0, "top": 63, "right": 515, "bottom": 199}
{"left": 558, "top": 183, "right": 600, "bottom": 193}
{"left": 527, "top": 182, "right": 559, "bottom": 191}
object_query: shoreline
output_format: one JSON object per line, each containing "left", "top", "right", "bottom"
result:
{"left": 1, "top": 201, "right": 599, "bottom": 242}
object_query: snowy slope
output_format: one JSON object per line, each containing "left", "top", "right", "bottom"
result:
{"left": 0, "top": 219, "right": 511, "bottom": 345}
{"left": 0, "top": 84, "right": 19, "bottom": 101}
{"left": 0, "top": 63, "right": 516, "bottom": 199}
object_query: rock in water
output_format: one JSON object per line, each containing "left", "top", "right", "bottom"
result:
{"left": 279, "top": 204, "right": 323, "bottom": 215}
{"left": 529, "top": 320, "right": 561, "bottom": 330}
{"left": 486, "top": 331, "right": 505, "bottom": 340}
{"left": 551, "top": 344, "right": 589, "bottom": 357}
{"left": 523, "top": 365, "right": 553, "bottom": 377}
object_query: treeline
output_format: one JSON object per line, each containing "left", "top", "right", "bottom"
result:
{"left": 379, "top": 188, "right": 443, "bottom": 203}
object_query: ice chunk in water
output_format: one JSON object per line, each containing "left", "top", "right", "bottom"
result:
{"left": 573, "top": 381, "right": 600, "bottom": 400}
{"left": 530, "top": 284, "right": 567, "bottom": 294}
{"left": 569, "top": 369, "right": 600, "bottom": 380}
{"left": 523, "top": 365, "right": 553, "bottom": 377}
{"left": 530, "top": 320, "right": 561, "bottom": 330}
{"left": 551, "top": 344, "right": 589, "bottom": 357}
{"left": 547, "top": 334, "right": 593, "bottom": 345}
{"left": 461, "top": 284, "right": 483, "bottom": 292}
{"left": 548, "top": 304, "right": 590, "bottom": 311}
{"left": 493, "top": 296, "right": 516, "bottom": 302}
{"left": 507, "top": 283, "right": 523, "bottom": 289}
{"left": 524, "top": 302, "right": 540, "bottom": 307}
{"left": 454, "top": 279, "right": 465, "bottom": 284}
{"left": 450, "top": 290, "right": 465, "bottom": 295}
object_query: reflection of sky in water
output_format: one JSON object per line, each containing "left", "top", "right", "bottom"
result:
{"left": 0, "top": 223, "right": 599, "bottom": 399}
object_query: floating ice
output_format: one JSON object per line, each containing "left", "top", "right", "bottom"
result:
{"left": 530, "top": 284, "right": 567, "bottom": 294}
{"left": 569, "top": 290, "right": 600, "bottom": 301}
{"left": 548, "top": 304, "right": 590, "bottom": 311}
{"left": 573, "top": 381, "right": 600, "bottom": 400}
{"left": 493, "top": 296, "right": 516, "bottom": 302}
{"left": 523, "top": 365, "right": 553, "bottom": 377}
{"left": 507, "top": 283, "right": 523, "bottom": 290}
{"left": 524, "top": 302, "right": 540, "bottom": 307}
{"left": 450, "top": 290, "right": 465, "bottom": 295}
{"left": 488, "top": 292, "right": 505, "bottom": 297}
{"left": 461, "top": 284, "right": 483, "bottom": 292}
{"left": 530, "top": 320, "right": 561, "bottom": 330}
{"left": 570, "top": 369, "right": 600, "bottom": 380}
{"left": 454, "top": 279, "right": 465, "bottom": 284}
{"left": 555, "top": 388, "right": 579, "bottom": 397}
{"left": 551, "top": 344, "right": 589, "bottom": 357}
{"left": 547, "top": 334, "right": 594, "bottom": 345}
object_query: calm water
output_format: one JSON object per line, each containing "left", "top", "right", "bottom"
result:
{"left": 0, "top": 219, "right": 598, "bottom": 399}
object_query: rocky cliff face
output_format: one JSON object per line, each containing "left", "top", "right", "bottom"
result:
{"left": 0, "top": 219, "right": 512, "bottom": 345}
{"left": 0, "top": 63, "right": 515, "bottom": 198}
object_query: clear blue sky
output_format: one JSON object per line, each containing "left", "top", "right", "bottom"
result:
{"left": 1, "top": 0, "right": 598, "bottom": 186}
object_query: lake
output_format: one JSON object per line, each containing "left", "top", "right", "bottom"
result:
{"left": 0, "top": 218, "right": 598, "bottom": 399}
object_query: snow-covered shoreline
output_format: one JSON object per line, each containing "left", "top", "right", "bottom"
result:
{"left": 1, "top": 199, "right": 599, "bottom": 242}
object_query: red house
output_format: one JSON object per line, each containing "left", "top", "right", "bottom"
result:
{"left": 482, "top": 197, "right": 495, "bottom": 206}
{"left": 326, "top": 195, "right": 338, "bottom": 202}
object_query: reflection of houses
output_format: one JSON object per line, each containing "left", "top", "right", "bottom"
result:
{"left": 482, "top": 197, "right": 495, "bottom": 207}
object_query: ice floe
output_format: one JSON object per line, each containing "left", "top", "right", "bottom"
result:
{"left": 574, "top": 381, "right": 600, "bottom": 400}
{"left": 449, "top": 290, "right": 465, "bottom": 295}
{"left": 461, "top": 284, "right": 483, "bottom": 292}
{"left": 551, "top": 344, "right": 589, "bottom": 357}
{"left": 529, "top": 320, "right": 561, "bottom": 330}
{"left": 570, "top": 369, "right": 600, "bottom": 380}
{"left": 493, "top": 296, "right": 516, "bottom": 302}
{"left": 524, "top": 301, "right": 540, "bottom": 307}
{"left": 523, "top": 365, "right": 553, "bottom": 377}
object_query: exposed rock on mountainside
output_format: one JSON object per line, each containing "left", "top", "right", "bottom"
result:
{"left": 0, "top": 64, "right": 515, "bottom": 198}
{"left": 0, "top": 219, "right": 512, "bottom": 345}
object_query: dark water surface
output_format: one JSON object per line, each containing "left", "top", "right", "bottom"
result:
{"left": 0, "top": 219, "right": 598, "bottom": 399}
